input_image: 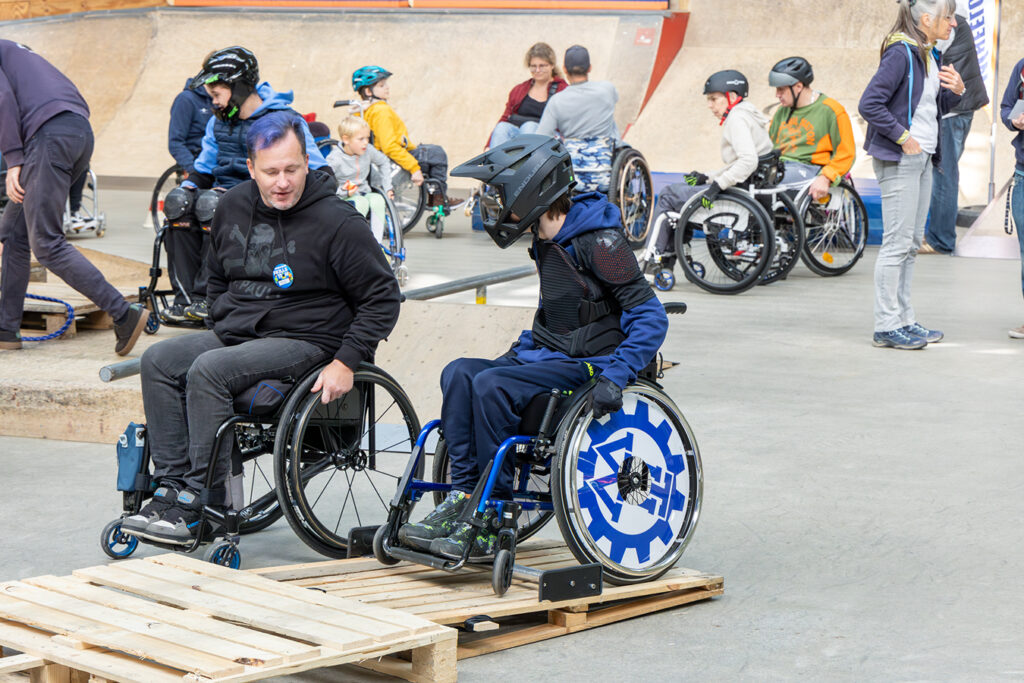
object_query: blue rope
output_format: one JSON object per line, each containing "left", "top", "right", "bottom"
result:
{"left": 23, "top": 293, "right": 75, "bottom": 341}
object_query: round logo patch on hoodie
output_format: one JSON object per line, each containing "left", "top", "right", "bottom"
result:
{"left": 273, "top": 263, "right": 294, "bottom": 289}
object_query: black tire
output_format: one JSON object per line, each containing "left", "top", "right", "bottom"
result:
{"left": 236, "top": 445, "right": 284, "bottom": 535}
{"left": 204, "top": 541, "right": 242, "bottom": 569}
{"left": 431, "top": 438, "right": 553, "bottom": 542}
{"left": 274, "top": 365, "right": 421, "bottom": 558}
{"left": 150, "top": 164, "right": 185, "bottom": 233}
{"left": 675, "top": 189, "right": 775, "bottom": 294}
{"left": 100, "top": 519, "right": 138, "bottom": 560}
{"left": 552, "top": 382, "right": 703, "bottom": 585}
{"left": 391, "top": 167, "right": 426, "bottom": 234}
{"left": 492, "top": 548, "right": 514, "bottom": 596}
{"left": 798, "top": 179, "right": 868, "bottom": 276}
{"left": 759, "top": 191, "right": 805, "bottom": 285}
{"left": 609, "top": 148, "right": 654, "bottom": 247}
{"left": 380, "top": 193, "right": 407, "bottom": 278}
{"left": 373, "top": 523, "right": 401, "bottom": 565}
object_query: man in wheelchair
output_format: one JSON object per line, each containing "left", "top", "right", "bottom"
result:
{"left": 123, "top": 112, "right": 400, "bottom": 545}
{"left": 397, "top": 135, "right": 668, "bottom": 560}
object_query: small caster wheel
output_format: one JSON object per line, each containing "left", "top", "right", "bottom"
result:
{"left": 653, "top": 269, "right": 675, "bottom": 292}
{"left": 691, "top": 261, "right": 706, "bottom": 279}
{"left": 425, "top": 215, "right": 437, "bottom": 233}
{"left": 144, "top": 312, "right": 160, "bottom": 335}
{"left": 204, "top": 541, "right": 241, "bottom": 568}
{"left": 394, "top": 264, "right": 409, "bottom": 287}
{"left": 100, "top": 519, "right": 138, "bottom": 560}
{"left": 492, "top": 548, "right": 514, "bottom": 596}
{"left": 373, "top": 525, "right": 400, "bottom": 566}
{"left": 434, "top": 219, "right": 444, "bottom": 239}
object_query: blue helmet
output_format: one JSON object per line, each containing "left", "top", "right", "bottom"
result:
{"left": 352, "top": 66, "right": 392, "bottom": 93}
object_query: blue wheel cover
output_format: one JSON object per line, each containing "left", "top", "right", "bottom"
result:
{"left": 572, "top": 394, "right": 690, "bottom": 571}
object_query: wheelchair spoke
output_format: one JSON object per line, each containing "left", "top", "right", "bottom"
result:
{"left": 309, "top": 467, "right": 339, "bottom": 512}
{"left": 362, "top": 469, "right": 389, "bottom": 510}
{"left": 333, "top": 470, "right": 354, "bottom": 534}
{"left": 349, "top": 470, "right": 363, "bottom": 527}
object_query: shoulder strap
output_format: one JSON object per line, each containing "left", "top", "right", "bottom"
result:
{"left": 903, "top": 42, "right": 914, "bottom": 130}
{"left": 548, "top": 81, "right": 559, "bottom": 99}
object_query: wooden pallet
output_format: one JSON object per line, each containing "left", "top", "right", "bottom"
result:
{"left": 255, "top": 540, "right": 724, "bottom": 659}
{"left": 19, "top": 282, "right": 138, "bottom": 338}
{"left": 0, "top": 554, "right": 456, "bottom": 683}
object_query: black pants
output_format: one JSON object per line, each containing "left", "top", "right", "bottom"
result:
{"left": 164, "top": 222, "right": 209, "bottom": 306}
{"left": 411, "top": 144, "right": 449, "bottom": 196}
{"left": 0, "top": 113, "right": 129, "bottom": 332}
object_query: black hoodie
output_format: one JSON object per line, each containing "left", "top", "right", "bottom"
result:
{"left": 205, "top": 169, "right": 400, "bottom": 370}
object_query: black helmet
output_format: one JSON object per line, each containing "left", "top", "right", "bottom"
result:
{"left": 703, "top": 70, "right": 749, "bottom": 97}
{"left": 451, "top": 135, "right": 576, "bottom": 249}
{"left": 769, "top": 56, "right": 814, "bottom": 87}
{"left": 192, "top": 46, "right": 259, "bottom": 90}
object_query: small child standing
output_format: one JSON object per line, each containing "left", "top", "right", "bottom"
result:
{"left": 326, "top": 116, "right": 394, "bottom": 244}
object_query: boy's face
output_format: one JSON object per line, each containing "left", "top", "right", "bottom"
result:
{"left": 205, "top": 83, "right": 233, "bottom": 111}
{"left": 707, "top": 92, "right": 730, "bottom": 118}
{"left": 371, "top": 78, "right": 390, "bottom": 100}
{"left": 343, "top": 129, "right": 371, "bottom": 156}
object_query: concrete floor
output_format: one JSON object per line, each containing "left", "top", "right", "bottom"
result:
{"left": 2, "top": 187, "right": 1023, "bottom": 680}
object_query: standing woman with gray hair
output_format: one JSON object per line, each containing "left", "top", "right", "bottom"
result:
{"left": 859, "top": 0, "right": 964, "bottom": 350}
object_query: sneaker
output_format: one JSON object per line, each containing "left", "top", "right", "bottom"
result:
{"left": 121, "top": 484, "right": 179, "bottom": 535}
{"left": 1009, "top": 324, "right": 1024, "bottom": 339}
{"left": 872, "top": 328, "right": 927, "bottom": 350}
{"left": 184, "top": 300, "right": 209, "bottom": 321}
{"left": 163, "top": 304, "right": 189, "bottom": 323}
{"left": 144, "top": 489, "right": 207, "bottom": 545}
{"left": 397, "top": 490, "right": 470, "bottom": 551}
{"left": 917, "top": 241, "right": 938, "bottom": 255}
{"left": 902, "top": 322, "right": 943, "bottom": 343}
{"left": 429, "top": 511, "right": 497, "bottom": 561}
{"left": 114, "top": 304, "right": 148, "bottom": 356}
{"left": 70, "top": 210, "right": 87, "bottom": 228}
{"left": 0, "top": 328, "right": 22, "bottom": 350}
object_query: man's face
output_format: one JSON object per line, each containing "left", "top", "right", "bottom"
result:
{"left": 343, "top": 129, "right": 371, "bottom": 156}
{"left": 707, "top": 92, "right": 730, "bottom": 118}
{"left": 205, "top": 83, "right": 233, "bottom": 111}
{"left": 246, "top": 129, "right": 308, "bottom": 211}
{"left": 775, "top": 84, "right": 802, "bottom": 108}
{"left": 371, "top": 78, "right": 390, "bottom": 100}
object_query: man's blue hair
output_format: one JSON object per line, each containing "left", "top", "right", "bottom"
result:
{"left": 246, "top": 111, "right": 307, "bottom": 160}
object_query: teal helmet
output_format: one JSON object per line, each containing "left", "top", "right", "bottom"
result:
{"left": 352, "top": 66, "right": 392, "bottom": 93}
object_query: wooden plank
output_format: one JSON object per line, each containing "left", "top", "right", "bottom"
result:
{"left": 23, "top": 576, "right": 320, "bottom": 664}
{"left": 357, "top": 635, "right": 457, "bottom": 683}
{"left": 72, "top": 565, "right": 378, "bottom": 653}
{"left": 29, "top": 663, "right": 71, "bottom": 683}
{"left": 0, "top": 653, "right": 45, "bottom": 674}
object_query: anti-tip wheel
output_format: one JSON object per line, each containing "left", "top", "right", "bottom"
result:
{"left": 373, "top": 524, "right": 401, "bottom": 566}
{"left": 144, "top": 312, "right": 160, "bottom": 335}
{"left": 100, "top": 519, "right": 139, "bottom": 560}
{"left": 204, "top": 541, "right": 241, "bottom": 569}
{"left": 492, "top": 548, "right": 514, "bottom": 596}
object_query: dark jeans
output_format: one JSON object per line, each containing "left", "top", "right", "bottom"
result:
{"left": 441, "top": 356, "right": 592, "bottom": 497}
{"left": 648, "top": 181, "right": 705, "bottom": 254}
{"left": 0, "top": 113, "right": 129, "bottom": 332}
{"left": 411, "top": 144, "right": 449, "bottom": 196}
{"left": 927, "top": 112, "right": 974, "bottom": 254}
{"left": 68, "top": 170, "right": 87, "bottom": 213}
{"left": 140, "top": 331, "right": 330, "bottom": 493}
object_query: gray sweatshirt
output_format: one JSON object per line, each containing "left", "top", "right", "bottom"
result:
{"left": 325, "top": 144, "right": 392, "bottom": 196}
{"left": 0, "top": 40, "right": 90, "bottom": 167}
{"left": 536, "top": 80, "right": 619, "bottom": 140}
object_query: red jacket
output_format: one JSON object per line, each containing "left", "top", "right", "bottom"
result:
{"left": 499, "top": 78, "right": 568, "bottom": 124}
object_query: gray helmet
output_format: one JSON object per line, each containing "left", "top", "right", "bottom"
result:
{"left": 703, "top": 70, "right": 749, "bottom": 98}
{"left": 769, "top": 57, "right": 814, "bottom": 87}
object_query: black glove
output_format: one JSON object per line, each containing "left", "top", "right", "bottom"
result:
{"left": 588, "top": 376, "right": 623, "bottom": 420}
{"left": 700, "top": 181, "right": 723, "bottom": 209}
{"left": 684, "top": 171, "right": 709, "bottom": 186}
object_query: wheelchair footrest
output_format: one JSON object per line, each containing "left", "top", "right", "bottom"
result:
{"left": 513, "top": 562, "right": 603, "bottom": 602}
{"left": 347, "top": 525, "right": 379, "bottom": 558}
{"left": 387, "top": 545, "right": 466, "bottom": 571}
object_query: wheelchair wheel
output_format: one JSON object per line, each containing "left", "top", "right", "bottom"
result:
{"left": 381, "top": 194, "right": 407, "bottom": 281}
{"left": 675, "top": 189, "right": 774, "bottom": 294}
{"left": 431, "top": 438, "right": 553, "bottom": 542}
{"left": 150, "top": 164, "right": 185, "bottom": 232}
{"left": 608, "top": 148, "right": 653, "bottom": 247}
{"left": 391, "top": 167, "right": 427, "bottom": 234}
{"left": 552, "top": 383, "right": 703, "bottom": 585}
{"left": 799, "top": 179, "right": 867, "bottom": 276}
{"left": 236, "top": 445, "right": 284, "bottom": 535}
{"left": 275, "top": 365, "right": 422, "bottom": 558}
{"left": 759, "top": 191, "right": 805, "bottom": 285}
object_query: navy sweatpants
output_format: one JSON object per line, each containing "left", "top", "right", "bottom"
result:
{"left": 440, "top": 356, "right": 592, "bottom": 497}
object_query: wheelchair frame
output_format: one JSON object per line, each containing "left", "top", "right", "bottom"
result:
{"left": 789, "top": 176, "right": 868, "bottom": 277}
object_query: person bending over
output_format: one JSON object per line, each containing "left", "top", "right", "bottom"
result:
{"left": 123, "top": 112, "right": 400, "bottom": 545}
{"left": 398, "top": 134, "right": 668, "bottom": 560}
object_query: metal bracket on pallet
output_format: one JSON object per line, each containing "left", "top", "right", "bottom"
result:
{"left": 514, "top": 562, "right": 603, "bottom": 601}
{"left": 347, "top": 525, "right": 380, "bottom": 558}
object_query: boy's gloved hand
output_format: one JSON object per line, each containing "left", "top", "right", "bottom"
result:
{"left": 588, "top": 376, "right": 623, "bottom": 419}
{"left": 700, "top": 181, "right": 722, "bottom": 209}
{"left": 684, "top": 171, "right": 709, "bottom": 186}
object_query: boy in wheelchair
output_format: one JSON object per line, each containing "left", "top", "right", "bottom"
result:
{"left": 122, "top": 112, "right": 400, "bottom": 545}
{"left": 325, "top": 115, "right": 394, "bottom": 245}
{"left": 396, "top": 135, "right": 668, "bottom": 560}
{"left": 641, "top": 70, "right": 773, "bottom": 274}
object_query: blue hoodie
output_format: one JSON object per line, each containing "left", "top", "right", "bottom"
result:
{"left": 191, "top": 81, "right": 328, "bottom": 189}
{"left": 1000, "top": 58, "right": 1024, "bottom": 170}
{"left": 511, "top": 192, "right": 669, "bottom": 388}
{"left": 168, "top": 78, "right": 213, "bottom": 173}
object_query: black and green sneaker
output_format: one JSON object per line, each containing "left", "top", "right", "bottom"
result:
{"left": 397, "top": 491, "right": 470, "bottom": 551}
{"left": 429, "top": 512, "right": 497, "bottom": 561}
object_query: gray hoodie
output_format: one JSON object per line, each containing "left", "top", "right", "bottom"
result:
{"left": 326, "top": 143, "right": 392, "bottom": 196}
{"left": 712, "top": 100, "right": 773, "bottom": 189}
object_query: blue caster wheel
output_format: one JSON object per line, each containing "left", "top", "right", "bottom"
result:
{"left": 690, "top": 261, "right": 706, "bottom": 279}
{"left": 100, "top": 519, "right": 138, "bottom": 559}
{"left": 653, "top": 269, "right": 675, "bottom": 292}
{"left": 204, "top": 541, "right": 241, "bottom": 569}
{"left": 144, "top": 311, "right": 160, "bottom": 335}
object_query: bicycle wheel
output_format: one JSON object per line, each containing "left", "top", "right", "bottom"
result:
{"left": 799, "top": 179, "right": 868, "bottom": 276}
{"left": 759, "top": 191, "right": 805, "bottom": 285}
{"left": 150, "top": 164, "right": 185, "bottom": 232}
{"left": 391, "top": 167, "right": 426, "bottom": 234}
{"left": 675, "top": 189, "right": 775, "bottom": 294}
{"left": 609, "top": 148, "right": 654, "bottom": 247}
{"left": 275, "top": 366, "right": 421, "bottom": 558}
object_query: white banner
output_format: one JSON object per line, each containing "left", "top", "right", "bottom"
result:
{"left": 960, "top": 0, "right": 1000, "bottom": 106}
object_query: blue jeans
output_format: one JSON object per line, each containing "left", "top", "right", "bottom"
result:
{"left": 490, "top": 120, "right": 538, "bottom": 148}
{"left": 1013, "top": 169, "right": 1024, "bottom": 299}
{"left": 927, "top": 112, "right": 974, "bottom": 254}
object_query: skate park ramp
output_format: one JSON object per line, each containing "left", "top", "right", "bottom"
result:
{"left": 0, "top": 7, "right": 672, "bottom": 185}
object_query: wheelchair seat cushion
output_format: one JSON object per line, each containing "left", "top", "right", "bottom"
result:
{"left": 233, "top": 379, "right": 293, "bottom": 416}
{"left": 564, "top": 136, "right": 614, "bottom": 194}
{"left": 517, "top": 377, "right": 600, "bottom": 435}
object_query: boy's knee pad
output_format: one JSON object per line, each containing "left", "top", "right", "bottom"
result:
{"left": 164, "top": 186, "right": 195, "bottom": 220}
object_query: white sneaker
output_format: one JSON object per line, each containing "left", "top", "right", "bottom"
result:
{"left": 1008, "top": 324, "right": 1024, "bottom": 339}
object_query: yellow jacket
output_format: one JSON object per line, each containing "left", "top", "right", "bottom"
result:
{"left": 362, "top": 100, "right": 420, "bottom": 174}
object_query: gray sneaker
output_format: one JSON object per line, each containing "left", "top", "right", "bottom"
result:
{"left": 121, "top": 485, "right": 179, "bottom": 535}
{"left": 144, "top": 489, "right": 206, "bottom": 545}
{"left": 430, "top": 511, "right": 498, "bottom": 562}
{"left": 397, "top": 491, "right": 470, "bottom": 551}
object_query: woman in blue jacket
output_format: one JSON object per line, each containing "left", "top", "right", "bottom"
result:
{"left": 1001, "top": 58, "right": 1024, "bottom": 339}
{"left": 858, "top": 0, "right": 964, "bottom": 350}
